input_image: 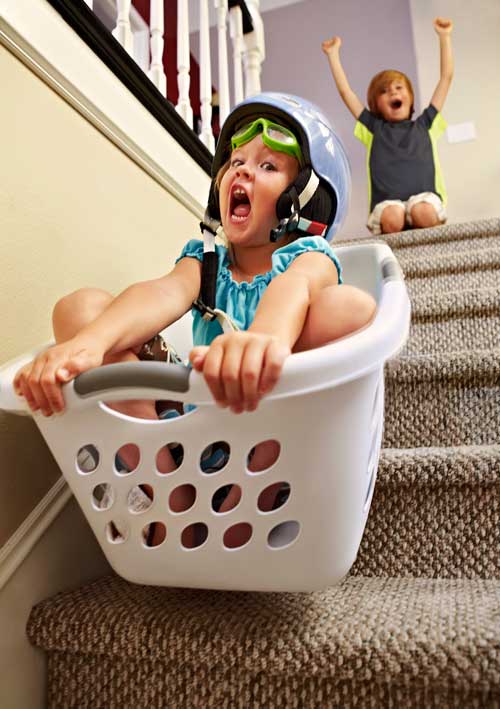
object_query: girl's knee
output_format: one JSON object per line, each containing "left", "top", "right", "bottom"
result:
{"left": 296, "top": 285, "right": 375, "bottom": 351}
{"left": 53, "top": 288, "right": 113, "bottom": 340}
{"left": 337, "top": 285, "right": 376, "bottom": 331}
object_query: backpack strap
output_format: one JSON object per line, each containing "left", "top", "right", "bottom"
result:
{"left": 192, "top": 212, "right": 240, "bottom": 335}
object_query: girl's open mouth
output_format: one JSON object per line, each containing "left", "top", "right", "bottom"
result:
{"left": 230, "top": 185, "right": 251, "bottom": 222}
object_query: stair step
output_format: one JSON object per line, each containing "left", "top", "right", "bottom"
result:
{"left": 394, "top": 232, "right": 500, "bottom": 259}
{"left": 352, "top": 445, "right": 500, "bottom": 578}
{"left": 382, "top": 217, "right": 500, "bottom": 252}
{"left": 406, "top": 287, "right": 500, "bottom": 354}
{"left": 399, "top": 246, "right": 500, "bottom": 280}
{"left": 27, "top": 574, "right": 500, "bottom": 708}
{"left": 384, "top": 350, "right": 500, "bottom": 448}
{"left": 407, "top": 267, "right": 500, "bottom": 298}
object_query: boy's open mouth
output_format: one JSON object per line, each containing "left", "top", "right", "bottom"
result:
{"left": 230, "top": 185, "right": 251, "bottom": 220}
{"left": 390, "top": 99, "right": 403, "bottom": 109}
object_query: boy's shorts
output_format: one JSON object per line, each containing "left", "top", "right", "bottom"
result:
{"left": 367, "top": 192, "right": 446, "bottom": 235}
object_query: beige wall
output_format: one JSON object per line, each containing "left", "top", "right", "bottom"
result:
{"left": 410, "top": 0, "right": 500, "bottom": 223}
{"left": 0, "top": 44, "right": 200, "bottom": 545}
{"left": 0, "top": 498, "right": 111, "bottom": 709}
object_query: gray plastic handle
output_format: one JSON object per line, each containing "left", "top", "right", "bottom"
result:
{"left": 73, "top": 362, "right": 190, "bottom": 398}
{"left": 381, "top": 256, "right": 403, "bottom": 282}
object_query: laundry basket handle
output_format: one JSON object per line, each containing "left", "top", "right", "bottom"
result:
{"left": 73, "top": 361, "right": 191, "bottom": 398}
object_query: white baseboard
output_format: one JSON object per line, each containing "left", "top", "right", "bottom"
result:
{"left": 0, "top": 0, "right": 209, "bottom": 219}
{"left": 0, "top": 477, "right": 72, "bottom": 590}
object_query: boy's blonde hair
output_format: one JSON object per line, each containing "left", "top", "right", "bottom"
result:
{"left": 367, "top": 70, "right": 415, "bottom": 118}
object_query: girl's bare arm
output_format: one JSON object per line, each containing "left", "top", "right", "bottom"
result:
{"left": 15, "top": 257, "right": 201, "bottom": 414}
{"left": 190, "top": 252, "right": 338, "bottom": 412}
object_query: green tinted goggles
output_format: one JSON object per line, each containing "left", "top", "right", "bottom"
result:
{"left": 231, "top": 118, "right": 303, "bottom": 164}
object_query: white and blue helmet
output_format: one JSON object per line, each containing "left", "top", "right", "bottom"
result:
{"left": 208, "top": 92, "right": 351, "bottom": 242}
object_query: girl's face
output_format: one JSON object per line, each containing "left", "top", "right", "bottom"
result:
{"left": 376, "top": 80, "right": 412, "bottom": 122}
{"left": 219, "top": 134, "right": 299, "bottom": 247}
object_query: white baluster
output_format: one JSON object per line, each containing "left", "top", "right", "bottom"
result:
{"left": 199, "top": 0, "right": 215, "bottom": 151}
{"left": 214, "top": 0, "right": 230, "bottom": 126}
{"left": 242, "top": 0, "right": 265, "bottom": 97}
{"left": 176, "top": 0, "right": 193, "bottom": 127}
{"left": 112, "top": 0, "right": 134, "bottom": 56}
{"left": 148, "top": 0, "right": 167, "bottom": 95}
{"left": 229, "top": 4, "right": 244, "bottom": 105}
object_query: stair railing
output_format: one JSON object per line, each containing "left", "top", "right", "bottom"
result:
{"left": 84, "top": 0, "right": 265, "bottom": 154}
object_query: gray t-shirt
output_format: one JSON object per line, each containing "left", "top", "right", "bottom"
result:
{"left": 354, "top": 105, "right": 447, "bottom": 212}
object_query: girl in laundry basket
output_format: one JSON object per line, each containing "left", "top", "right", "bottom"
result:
{"left": 14, "top": 93, "right": 376, "bottom": 540}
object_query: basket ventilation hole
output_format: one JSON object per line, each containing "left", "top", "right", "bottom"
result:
{"left": 223, "top": 523, "right": 252, "bottom": 549}
{"left": 127, "top": 484, "right": 154, "bottom": 513}
{"left": 156, "top": 442, "right": 184, "bottom": 474}
{"left": 267, "top": 521, "right": 300, "bottom": 549}
{"left": 212, "top": 484, "right": 241, "bottom": 513}
{"left": 247, "top": 440, "right": 281, "bottom": 473}
{"left": 76, "top": 444, "right": 99, "bottom": 474}
{"left": 257, "top": 482, "right": 290, "bottom": 512}
{"left": 92, "top": 483, "right": 114, "bottom": 511}
{"left": 181, "top": 523, "right": 208, "bottom": 549}
{"left": 114, "top": 444, "right": 140, "bottom": 474}
{"left": 199, "top": 441, "right": 230, "bottom": 474}
{"left": 142, "top": 522, "right": 166, "bottom": 547}
{"left": 106, "top": 520, "right": 128, "bottom": 544}
{"left": 169, "top": 484, "right": 196, "bottom": 513}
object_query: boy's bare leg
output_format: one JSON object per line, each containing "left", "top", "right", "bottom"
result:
{"left": 380, "top": 204, "right": 405, "bottom": 234}
{"left": 410, "top": 202, "right": 440, "bottom": 229}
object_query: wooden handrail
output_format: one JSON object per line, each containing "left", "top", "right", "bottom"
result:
{"left": 46, "top": 0, "right": 213, "bottom": 175}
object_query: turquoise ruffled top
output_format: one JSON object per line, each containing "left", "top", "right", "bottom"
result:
{"left": 176, "top": 236, "right": 343, "bottom": 346}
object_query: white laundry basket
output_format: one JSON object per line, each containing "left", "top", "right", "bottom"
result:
{"left": 0, "top": 243, "right": 410, "bottom": 592}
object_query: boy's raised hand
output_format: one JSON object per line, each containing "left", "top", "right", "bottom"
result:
{"left": 14, "top": 339, "right": 105, "bottom": 416}
{"left": 434, "top": 17, "right": 453, "bottom": 35}
{"left": 189, "top": 331, "right": 290, "bottom": 414}
{"left": 321, "top": 36, "right": 342, "bottom": 55}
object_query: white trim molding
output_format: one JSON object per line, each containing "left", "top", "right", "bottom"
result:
{"left": 0, "top": 0, "right": 210, "bottom": 219}
{"left": 0, "top": 477, "right": 72, "bottom": 590}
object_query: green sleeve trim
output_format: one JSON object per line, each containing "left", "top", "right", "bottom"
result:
{"left": 354, "top": 120, "right": 372, "bottom": 146}
{"left": 429, "top": 112, "right": 447, "bottom": 205}
{"left": 354, "top": 122, "right": 374, "bottom": 215}
{"left": 429, "top": 111, "right": 447, "bottom": 141}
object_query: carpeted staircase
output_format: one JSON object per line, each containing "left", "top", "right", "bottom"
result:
{"left": 26, "top": 218, "right": 500, "bottom": 708}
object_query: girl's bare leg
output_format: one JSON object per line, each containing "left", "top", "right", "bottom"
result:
{"left": 294, "top": 284, "right": 376, "bottom": 353}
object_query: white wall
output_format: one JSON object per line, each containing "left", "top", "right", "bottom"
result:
{"left": 260, "top": 0, "right": 419, "bottom": 238}
{"left": 410, "top": 0, "right": 500, "bottom": 224}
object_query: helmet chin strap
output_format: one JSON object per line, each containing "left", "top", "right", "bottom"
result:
{"left": 270, "top": 170, "right": 327, "bottom": 241}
